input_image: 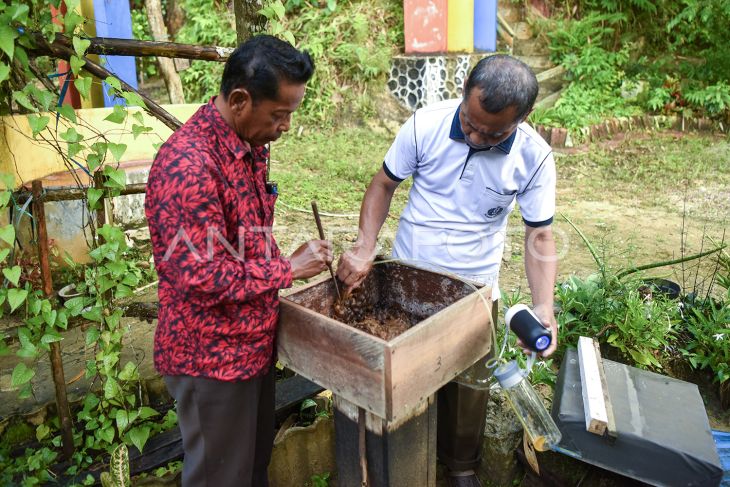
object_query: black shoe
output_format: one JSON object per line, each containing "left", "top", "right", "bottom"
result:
{"left": 446, "top": 470, "right": 483, "bottom": 487}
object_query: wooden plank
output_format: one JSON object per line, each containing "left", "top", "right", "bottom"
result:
{"left": 31, "top": 32, "right": 234, "bottom": 62}
{"left": 334, "top": 395, "right": 437, "bottom": 487}
{"left": 278, "top": 299, "right": 387, "bottom": 417}
{"left": 592, "top": 339, "right": 618, "bottom": 439}
{"left": 577, "top": 336, "right": 608, "bottom": 435}
{"left": 535, "top": 65, "right": 566, "bottom": 83}
{"left": 535, "top": 88, "right": 564, "bottom": 110}
{"left": 389, "top": 287, "right": 492, "bottom": 422}
{"left": 273, "top": 374, "right": 325, "bottom": 424}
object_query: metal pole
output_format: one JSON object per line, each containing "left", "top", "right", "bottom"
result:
{"left": 31, "top": 180, "right": 75, "bottom": 459}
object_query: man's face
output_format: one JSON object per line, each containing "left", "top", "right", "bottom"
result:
{"left": 459, "top": 88, "right": 523, "bottom": 148}
{"left": 228, "top": 81, "right": 306, "bottom": 147}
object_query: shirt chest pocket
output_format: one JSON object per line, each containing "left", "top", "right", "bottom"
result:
{"left": 475, "top": 188, "right": 516, "bottom": 221}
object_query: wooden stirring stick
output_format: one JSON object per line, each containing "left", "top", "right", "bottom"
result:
{"left": 311, "top": 200, "right": 342, "bottom": 300}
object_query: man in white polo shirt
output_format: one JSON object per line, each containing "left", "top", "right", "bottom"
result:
{"left": 337, "top": 55, "right": 557, "bottom": 487}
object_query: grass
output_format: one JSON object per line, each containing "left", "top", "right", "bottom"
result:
{"left": 270, "top": 126, "right": 411, "bottom": 258}
{"left": 272, "top": 127, "right": 398, "bottom": 212}
{"left": 555, "top": 132, "right": 730, "bottom": 211}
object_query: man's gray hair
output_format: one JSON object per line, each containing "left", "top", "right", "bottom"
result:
{"left": 464, "top": 55, "right": 539, "bottom": 121}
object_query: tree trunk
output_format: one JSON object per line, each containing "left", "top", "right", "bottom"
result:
{"left": 144, "top": 0, "right": 185, "bottom": 104}
{"left": 164, "top": 0, "right": 185, "bottom": 38}
{"left": 233, "top": 0, "right": 267, "bottom": 44}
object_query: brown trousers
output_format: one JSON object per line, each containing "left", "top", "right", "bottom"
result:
{"left": 436, "top": 301, "right": 498, "bottom": 471}
{"left": 164, "top": 365, "right": 275, "bottom": 487}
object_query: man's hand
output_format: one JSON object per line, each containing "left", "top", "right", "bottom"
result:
{"left": 289, "top": 240, "right": 333, "bottom": 280}
{"left": 533, "top": 304, "right": 558, "bottom": 357}
{"left": 512, "top": 305, "right": 558, "bottom": 358}
{"left": 336, "top": 244, "right": 376, "bottom": 290}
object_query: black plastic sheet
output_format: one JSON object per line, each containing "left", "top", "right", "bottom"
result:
{"left": 552, "top": 349, "right": 723, "bottom": 486}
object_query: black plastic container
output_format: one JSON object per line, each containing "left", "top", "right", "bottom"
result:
{"left": 505, "top": 304, "right": 552, "bottom": 352}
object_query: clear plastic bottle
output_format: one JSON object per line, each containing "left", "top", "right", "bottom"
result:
{"left": 493, "top": 360, "right": 562, "bottom": 452}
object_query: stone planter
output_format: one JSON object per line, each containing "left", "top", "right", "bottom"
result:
{"left": 269, "top": 415, "right": 336, "bottom": 487}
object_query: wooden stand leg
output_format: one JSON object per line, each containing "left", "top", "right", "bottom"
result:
{"left": 334, "top": 395, "right": 437, "bottom": 487}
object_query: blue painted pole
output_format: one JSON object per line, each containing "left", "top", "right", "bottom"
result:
{"left": 92, "top": 0, "right": 139, "bottom": 106}
{"left": 474, "top": 0, "right": 497, "bottom": 52}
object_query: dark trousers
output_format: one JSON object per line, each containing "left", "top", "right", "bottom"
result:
{"left": 436, "top": 301, "right": 498, "bottom": 472}
{"left": 164, "top": 366, "right": 275, "bottom": 487}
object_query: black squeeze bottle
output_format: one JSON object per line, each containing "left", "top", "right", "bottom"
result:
{"left": 505, "top": 304, "right": 551, "bottom": 352}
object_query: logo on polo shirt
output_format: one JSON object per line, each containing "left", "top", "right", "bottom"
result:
{"left": 486, "top": 206, "right": 505, "bottom": 218}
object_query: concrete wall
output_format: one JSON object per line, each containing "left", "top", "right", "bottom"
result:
{"left": 0, "top": 104, "right": 201, "bottom": 189}
{"left": 1, "top": 104, "right": 203, "bottom": 262}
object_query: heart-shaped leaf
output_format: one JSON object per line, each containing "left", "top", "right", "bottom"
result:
{"left": 0, "top": 63, "right": 10, "bottom": 84}
{"left": 105, "top": 76, "right": 122, "bottom": 91}
{"left": 126, "top": 425, "right": 151, "bottom": 453}
{"left": 8, "top": 4, "right": 30, "bottom": 22}
{"left": 137, "top": 407, "right": 159, "bottom": 420}
{"left": 60, "top": 127, "right": 82, "bottom": 143}
{"left": 0, "top": 174, "right": 14, "bottom": 191}
{"left": 72, "top": 36, "right": 91, "bottom": 57}
{"left": 104, "top": 104, "right": 126, "bottom": 124}
{"left": 116, "top": 409, "right": 129, "bottom": 433}
{"left": 64, "top": 10, "right": 84, "bottom": 33}
{"left": 42, "top": 309, "right": 57, "bottom": 327}
{"left": 27, "top": 114, "right": 50, "bottom": 138}
{"left": 122, "top": 91, "right": 145, "bottom": 108}
{"left": 0, "top": 26, "right": 18, "bottom": 60}
{"left": 2, "top": 266, "right": 21, "bottom": 286}
{"left": 107, "top": 143, "right": 127, "bottom": 163}
{"left": 85, "top": 326, "right": 100, "bottom": 346}
{"left": 132, "top": 124, "right": 152, "bottom": 139}
{"left": 97, "top": 425, "right": 115, "bottom": 444}
{"left": 7, "top": 288, "right": 28, "bottom": 312}
{"left": 87, "top": 153, "right": 102, "bottom": 172}
{"left": 70, "top": 55, "right": 85, "bottom": 75}
{"left": 36, "top": 423, "right": 50, "bottom": 442}
{"left": 12, "top": 91, "right": 35, "bottom": 112}
{"left": 87, "top": 188, "right": 104, "bottom": 210}
{"left": 41, "top": 332, "right": 63, "bottom": 344}
{"left": 75, "top": 76, "right": 92, "bottom": 99}
{"left": 11, "top": 362, "right": 35, "bottom": 387}
{"left": 57, "top": 104, "right": 77, "bottom": 124}
{"left": 0, "top": 224, "right": 14, "bottom": 245}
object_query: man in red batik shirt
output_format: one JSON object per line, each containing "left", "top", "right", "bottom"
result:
{"left": 145, "top": 35, "right": 331, "bottom": 487}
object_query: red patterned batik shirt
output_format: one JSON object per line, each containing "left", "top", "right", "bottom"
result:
{"left": 145, "top": 99, "right": 292, "bottom": 381}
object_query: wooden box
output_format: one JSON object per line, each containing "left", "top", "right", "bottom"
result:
{"left": 278, "top": 261, "right": 493, "bottom": 422}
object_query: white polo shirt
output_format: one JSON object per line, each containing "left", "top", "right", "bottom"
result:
{"left": 383, "top": 98, "right": 555, "bottom": 290}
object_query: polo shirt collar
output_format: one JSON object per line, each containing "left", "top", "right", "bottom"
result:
{"left": 204, "top": 97, "right": 251, "bottom": 160}
{"left": 449, "top": 105, "right": 516, "bottom": 155}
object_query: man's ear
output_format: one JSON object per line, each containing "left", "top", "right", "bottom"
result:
{"left": 227, "top": 88, "right": 252, "bottom": 116}
{"left": 521, "top": 108, "right": 534, "bottom": 123}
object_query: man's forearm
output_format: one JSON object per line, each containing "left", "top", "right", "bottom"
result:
{"left": 524, "top": 226, "right": 558, "bottom": 314}
{"left": 355, "top": 170, "right": 398, "bottom": 252}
